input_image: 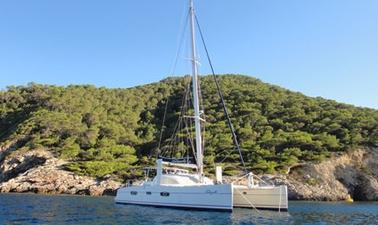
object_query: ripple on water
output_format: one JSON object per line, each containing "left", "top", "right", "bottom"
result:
{"left": 0, "top": 193, "right": 377, "bottom": 225}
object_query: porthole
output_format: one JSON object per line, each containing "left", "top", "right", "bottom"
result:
{"left": 146, "top": 191, "right": 152, "bottom": 195}
{"left": 160, "top": 192, "right": 170, "bottom": 197}
{"left": 243, "top": 192, "right": 247, "bottom": 195}
{"left": 131, "top": 191, "right": 138, "bottom": 195}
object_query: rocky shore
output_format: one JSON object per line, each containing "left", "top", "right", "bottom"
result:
{"left": 1, "top": 147, "right": 377, "bottom": 200}
{"left": 271, "top": 148, "right": 378, "bottom": 201}
{"left": 0, "top": 149, "right": 120, "bottom": 196}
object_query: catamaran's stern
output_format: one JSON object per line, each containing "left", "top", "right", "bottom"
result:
{"left": 233, "top": 185, "right": 288, "bottom": 211}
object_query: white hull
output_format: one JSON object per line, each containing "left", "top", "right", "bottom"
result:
{"left": 115, "top": 183, "right": 234, "bottom": 211}
{"left": 233, "top": 185, "right": 288, "bottom": 211}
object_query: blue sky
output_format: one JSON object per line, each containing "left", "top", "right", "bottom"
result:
{"left": 1, "top": 0, "right": 377, "bottom": 109}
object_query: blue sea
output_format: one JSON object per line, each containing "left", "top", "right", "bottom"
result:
{"left": 0, "top": 193, "right": 377, "bottom": 225}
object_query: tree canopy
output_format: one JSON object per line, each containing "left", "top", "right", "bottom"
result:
{"left": 1, "top": 75, "right": 377, "bottom": 179}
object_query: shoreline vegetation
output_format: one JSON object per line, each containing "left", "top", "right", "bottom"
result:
{"left": 0, "top": 147, "right": 377, "bottom": 201}
{"left": 1, "top": 75, "right": 377, "bottom": 200}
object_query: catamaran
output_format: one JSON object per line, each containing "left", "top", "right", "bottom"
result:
{"left": 115, "top": 0, "right": 288, "bottom": 211}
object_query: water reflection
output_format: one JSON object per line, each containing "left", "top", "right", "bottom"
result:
{"left": 231, "top": 208, "right": 290, "bottom": 225}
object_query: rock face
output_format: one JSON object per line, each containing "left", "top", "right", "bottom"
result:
{"left": 275, "top": 148, "right": 378, "bottom": 201}
{"left": 0, "top": 149, "right": 121, "bottom": 196}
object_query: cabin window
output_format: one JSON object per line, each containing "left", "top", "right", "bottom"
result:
{"left": 243, "top": 192, "right": 247, "bottom": 195}
{"left": 160, "top": 192, "right": 170, "bottom": 197}
{"left": 146, "top": 191, "right": 152, "bottom": 195}
{"left": 130, "top": 191, "right": 138, "bottom": 195}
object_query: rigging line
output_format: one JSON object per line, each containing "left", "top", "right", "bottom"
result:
{"left": 181, "top": 79, "right": 194, "bottom": 160}
{"left": 161, "top": 115, "right": 180, "bottom": 157}
{"left": 166, "top": 118, "right": 181, "bottom": 156}
{"left": 187, "top": 78, "right": 198, "bottom": 163}
{"left": 155, "top": 9, "right": 190, "bottom": 158}
{"left": 219, "top": 150, "right": 236, "bottom": 164}
{"left": 182, "top": 76, "right": 192, "bottom": 157}
{"left": 164, "top": 76, "right": 191, "bottom": 158}
{"left": 184, "top": 118, "right": 196, "bottom": 162}
{"left": 161, "top": 80, "right": 189, "bottom": 157}
{"left": 184, "top": 78, "right": 197, "bottom": 162}
{"left": 195, "top": 14, "right": 247, "bottom": 173}
{"left": 168, "top": 9, "right": 191, "bottom": 76}
{"left": 156, "top": 98, "right": 169, "bottom": 156}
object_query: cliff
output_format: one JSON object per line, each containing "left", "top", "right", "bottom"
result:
{"left": 281, "top": 147, "right": 378, "bottom": 201}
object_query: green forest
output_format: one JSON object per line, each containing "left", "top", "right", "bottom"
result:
{"left": 1, "top": 75, "right": 377, "bottom": 180}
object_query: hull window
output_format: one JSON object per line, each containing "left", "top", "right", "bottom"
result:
{"left": 160, "top": 192, "right": 170, "bottom": 197}
{"left": 146, "top": 192, "right": 152, "bottom": 195}
{"left": 131, "top": 191, "right": 138, "bottom": 195}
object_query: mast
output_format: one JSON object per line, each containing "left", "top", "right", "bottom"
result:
{"left": 189, "top": 0, "right": 203, "bottom": 180}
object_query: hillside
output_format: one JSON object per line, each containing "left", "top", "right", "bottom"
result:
{"left": 1, "top": 75, "right": 378, "bottom": 183}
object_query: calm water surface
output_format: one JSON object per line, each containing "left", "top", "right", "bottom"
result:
{"left": 0, "top": 193, "right": 377, "bottom": 224}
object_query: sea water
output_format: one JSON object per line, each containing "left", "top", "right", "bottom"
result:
{"left": 0, "top": 193, "right": 377, "bottom": 224}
